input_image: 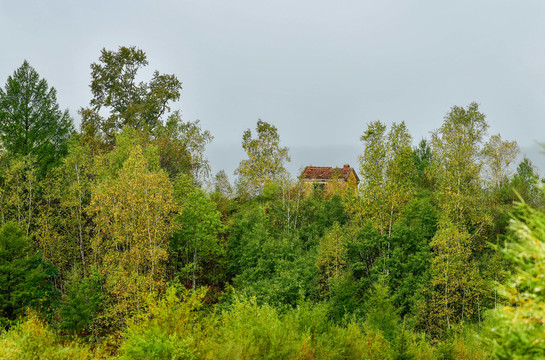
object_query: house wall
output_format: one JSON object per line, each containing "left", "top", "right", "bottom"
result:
{"left": 301, "top": 173, "right": 359, "bottom": 198}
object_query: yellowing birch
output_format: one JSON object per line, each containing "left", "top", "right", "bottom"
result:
{"left": 90, "top": 144, "right": 174, "bottom": 325}
{"left": 356, "top": 121, "right": 415, "bottom": 235}
{"left": 235, "top": 120, "right": 290, "bottom": 197}
{"left": 482, "top": 134, "right": 519, "bottom": 188}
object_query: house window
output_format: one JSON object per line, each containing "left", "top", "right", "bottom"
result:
{"left": 313, "top": 182, "right": 325, "bottom": 193}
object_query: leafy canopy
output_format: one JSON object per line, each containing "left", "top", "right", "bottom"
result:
{"left": 81, "top": 46, "right": 182, "bottom": 142}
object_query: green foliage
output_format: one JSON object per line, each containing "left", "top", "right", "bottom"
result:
{"left": 430, "top": 102, "right": 489, "bottom": 227}
{"left": 204, "top": 296, "right": 301, "bottom": 359}
{"left": 227, "top": 205, "right": 316, "bottom": 307}
{"left": 235, "top": 119, "right": 290, "bottom": 197}
{"left": 482, "top": 134, "right": 519, "bottom": 189}
{"left": 413, "top": 139, "right": 433, "bottom": 190}
{"left": 358, "top": 121, "right": 415, "bottom": 235}
{"left": 171, "top": 186, "right": 224, "bottom": 289}
{"left": 212, "top": 169, "right": 233, "bottom": 198}
{"left": 510, "top": 157, "right": 544, "bottom": 205}
{"left": 58, "top": 268, "right": 105, "bottom": 335}
{"left": 316, "top": 222, "right": 347, "bottom": 286}
{"left": 93, "top": 128, "right": 161, "bottom": 180}
{"left": 0, "top": 155, "right": 38, "bottom": 236}
{"left": 0, "top": 222, "right": 57, "bottom": 327}
{"left": 324, "top": 272, "right": 360, "bottom": 321}
{"left": 0, "top": 55, "right": 531, "bottom": 360}
{"left": 359, "top": 121, "right": 387, "bottom": 206}
{"left": 90, "top": 139, "right": 175, "bottom": 327}
{"left": 346, "top": 222, "right": 384, "bottom": 286}
{"left": 154, "top": 111, "right": 213, "bottom": 182}
{"left": 120, "top": 328, "right": 195, "bottom": 360}
{"left": 426, "top": 222, "right": 477, "bottom": 334}
{"left": 55, "top": 134, "right": 94, "bottom": 273}
{"left": 483, "top": 193, "right": 545, "bottom": 359}
{"left": 422, "top": 103, "right": 495, "bottom": 336}
{"left": 298, "top": 195, "right": 347, "bottom": 247}
{"left": 0, "top": 311, "right": 98, "bottom": 359}
{"left": 433, "top": 325, "right": 490, "bottom": 360}
{"left": 0, "top": 61, "right": 73, "bottom": 175}
{"left": 83, "top": 46, "right": 181, "bottom": 141}
{"left": 324, "top": 222, "right": 389, "bottom": 321}
{"left": 119, "top": 286, "right": 205, "bottom": 360}
{"left": 364, "top": 276, "right": 400, "bottom": 342}
{"left": 317, "top": 322, "right": 390, "bottom": 360}
{"left": 203, "top": 295, "right": 394, "bottom": 360}
{"left": 388, "top": 194, "right": 436, "bottom": 316}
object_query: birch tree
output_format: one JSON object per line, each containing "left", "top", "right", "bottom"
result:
{"left": 430, "top": 102, "right": 489, "bottom": 227}
{"left": 426, "top": 222, "right": 483, "bottom": 334}
{"left": 424, "top": 103, "right": 492, "bottom": 335}
{"left": 384, "top": 122, "right": 416, "bottom": 236}
{"left": 358, "top": 121, "right": 387, "bottom": 231}
{"left": 154, "top": 111, "right": 213, "bottom": 183}
{"left": 316, "top": 222, "right": 347, "bottom": 290}
{"left": 235, "top": 120, "right": 290, "bottom": 197}
{"left": 0, "top": 156, "right": 38, "bottom": 237}
{"left": 482, "top": 134, "right": 519, "bottom": 189}
{"left": 357, "top": 121, "right": 415, "bottom": 235}
{"left": 90, "top": 142, "right": 174, "bottom": 325}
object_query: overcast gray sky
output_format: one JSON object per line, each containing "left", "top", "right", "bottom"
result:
{"left": 2, "top": 1, "right": 545, "bottom": 178}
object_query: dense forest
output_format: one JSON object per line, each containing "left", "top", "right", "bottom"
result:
{"left": 0, "top": 46, "right": 544, "bottom": 359}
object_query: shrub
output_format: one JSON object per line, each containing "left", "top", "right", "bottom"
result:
{"left": 0, "top": 311, "right": 97, "bottom": 360}
{"left": 118, "top": 286, "right": 205, "bottom": 360}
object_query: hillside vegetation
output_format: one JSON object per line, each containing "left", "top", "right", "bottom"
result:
{"left": 0, "top": 46, "right": 543, "bottom": 359}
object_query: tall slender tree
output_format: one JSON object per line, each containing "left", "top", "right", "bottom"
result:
{"left": 316, "top": 222, "right": 347, "bottom": 289}
{"left": 357, "top": 121, "right": 415, "bottom": 236}
{"left": 482, "top": 134, "right": 519, "bottom": 189}
{"left": 357, "top": 121, "right": 387, "bottom": 231}
{"left": 430, "top": 102, "right": 488, "bottom": 227}
{"left": 384, "top": 122, "right": 416, "bottom": 236}
{"left": 424, "top": 103, "right": 492, "bottom": 335}
{"left": 235, "top": 120, "right": 290, "bottom": 197}
{"left": 90, "top": 133, "right": 174, "bottom": 326}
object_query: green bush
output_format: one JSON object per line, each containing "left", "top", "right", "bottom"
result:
{"left": 118, "top": 286, "right": 205, "bottom": 360}
{"left": 202, "top": 296, "right": 300, "bottom": 359}
{"left": 483, "top": 195, "right": 545, "bottom": 359}
{"left": 58, "top": 268, "right": 105, "bottom": 335}
{"left": 119, "top": 328, "right": 195, "bottom": 360}
{"left": 0, "top": 311, "right": 97, "bottom": 360}
{"left": 0, "top": 222, "right": 58, "bottom": 327}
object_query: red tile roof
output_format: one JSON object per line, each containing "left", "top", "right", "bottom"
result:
{"left": 302, "top": 164, "right": 359, "bottom": 183}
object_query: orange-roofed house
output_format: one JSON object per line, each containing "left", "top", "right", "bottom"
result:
{"left": 301, "top": 164, "right": 359, "bottom": 196}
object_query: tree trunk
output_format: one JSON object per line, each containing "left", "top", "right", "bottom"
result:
{"left": 192, "top": 249, "right": 197, "bottom": 290}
